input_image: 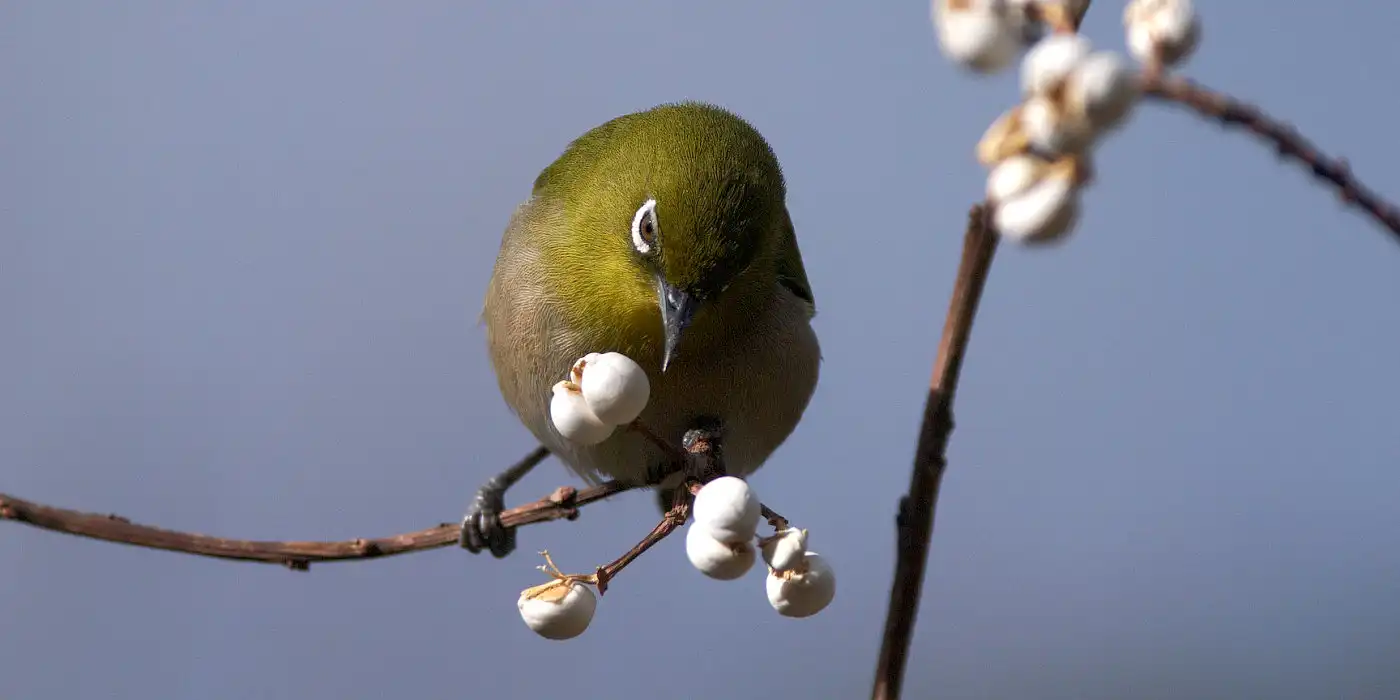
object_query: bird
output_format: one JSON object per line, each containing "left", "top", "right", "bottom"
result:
{"left": 460, "top": 102, "right": 820, "bottom": 557}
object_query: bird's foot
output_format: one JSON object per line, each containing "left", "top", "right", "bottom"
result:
{"left": 647, "top": 419, "right": 726, "bottom": 516}
{"left": 459, "top": 484, "right": 515, "bottom": 558}
{"left": 458, "top": 446, "right": 549, "bottom": 558}
{"left": 681, "top": 420, "right": 725, "bottom": 483}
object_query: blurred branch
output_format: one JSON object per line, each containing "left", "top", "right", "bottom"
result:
{"left": 0, "top": 446, "right": 642, "bottom": 571}
{"left": 867, "top": 53, "right": 1400, "bottom": 700}
{"left": 872, "top": 205, "right": 999, "bottom": 700}
{"left": 1142, "top": 73, "right": 1400, "bottom": 242}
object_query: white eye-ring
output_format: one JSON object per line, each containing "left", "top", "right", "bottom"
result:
{"left": 631, "top": 198, "right": 659, "bottom": 255}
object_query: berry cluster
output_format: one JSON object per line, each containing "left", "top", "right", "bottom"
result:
{"left": 935, "top": 0, "right": 1200, "bottom": 244}
{"left": 522, "top": 353, "right": 835, "bottom": 640}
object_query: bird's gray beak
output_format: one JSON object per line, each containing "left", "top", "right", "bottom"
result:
{"left": 659, "top": 281, "right": 699, "bottom": 373}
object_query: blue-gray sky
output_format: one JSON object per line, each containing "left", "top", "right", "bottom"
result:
{"left": 4, "top": 2, "right": 1399, "bottom": 698}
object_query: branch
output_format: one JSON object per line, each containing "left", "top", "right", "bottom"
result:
{"left": 0, "top": 419, "right": 783, "bottom": 579}
{"left": 1142, "top": 73, "right": 1400, "bottom": 243}
{"left": 586, "top": 428, "right": 721, "bottom": 595}
{"left": 0, "top": 446, "right": 644, "bottom": 571}
{"left": 872, "top": 205, "right": 999, "bottom": 699}
{"left": 540, "top": 422, "right": 786, "bottom": 596}
{"left": 866, "top": 67, "right": 1400, "bottom": 700}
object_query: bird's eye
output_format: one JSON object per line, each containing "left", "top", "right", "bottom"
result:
{"left": 631, "top": 198, "right": 659, "bottom": 255}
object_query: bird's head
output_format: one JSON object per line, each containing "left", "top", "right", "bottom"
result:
{"left": 535, "top": 102, "right": 789, "bottom": 372}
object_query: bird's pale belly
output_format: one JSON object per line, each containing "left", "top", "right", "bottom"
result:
{"left": 497, "top": 294, "right": 820, "bottom": 487}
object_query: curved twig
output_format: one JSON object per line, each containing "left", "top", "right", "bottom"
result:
{"left": 1, "top": 423, "right": 784, "bottom": 576}
{"left": 0, "top": 447, "right": 642, "bottom": 570}
{"left": 1142, "top": 73, "right": 1400, "bottom": 242}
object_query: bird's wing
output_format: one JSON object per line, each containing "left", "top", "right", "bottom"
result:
{"left": 776, "top": 207, "right": 816, "bottom": 317}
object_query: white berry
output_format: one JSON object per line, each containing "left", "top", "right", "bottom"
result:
{"left": 517, "top": 579, "right": 597, "bottom": 640}
{"left": 932, "top": 0, "right": 1024, "bottom": 74}
{"left": 759, "top": 527, "right": 809, "bottom": 573}
{"left": 577, "top": 352, "right": 651, "bottom": 426}
{"left": 1125, "top": 0, "right": 1200, "bottom": 68}
{"left": 567, "top": 353, "right": 603, "bottom": 384}
{"left": 986, "top": 154, "right": 1043, "bottom": 203}
{"left": 1066, "top": 52, "right": 1140, "bottom": 133}
{"left": 685, "top": 523, "right": 757, "bottom": 580}
{"left": 993, "top": 166, "right": 1082, "bottom": 245}
{"left": 766, "top": 552, "right": 837, "bottom": 618}
{"left": 1022, "top": 95, "right": 1094, "bottom": 156}
{"left": 1020, "top": 33, "right": 1090, "bottom": 96}
{"left": 549, "top": 381, "right": 614, "bottom": 446}
{"left": 691, "top": 476, "right": 762, "bottom": 543}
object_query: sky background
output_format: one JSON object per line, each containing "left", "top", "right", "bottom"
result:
{"left": 4, "top": 2, "right": 1400, "bottom": 698}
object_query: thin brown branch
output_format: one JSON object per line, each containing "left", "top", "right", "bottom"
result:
{"left": 872, "top": 205, "right": 999, "bottom": 700}
{"left": 0, "top": 415, "right": 772, "bottom": 576}
{"left": 590, "top": 497, "right": 689, "bottom": 596}
{"left": 582, "top": 423, "right": 722, "bottom": 595}
{"left": 576, "top": 421, "right": 789, "bottom": 595}
{"left": 0, "top": 447, "right": 643, "bottom": 570}
{"left": 1142, "top": 73, "right": 1400, "bottom": 242}
{"left": 760, "top": 504, "right": 789, "bottom": 532}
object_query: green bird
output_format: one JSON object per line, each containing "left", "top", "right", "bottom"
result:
{"left": 461, "top": 102, "right": 820, "bottom": 557}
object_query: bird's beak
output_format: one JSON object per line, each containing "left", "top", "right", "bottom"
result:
{"left": 658, "top": 281, "right": 699, "bottom": 372}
